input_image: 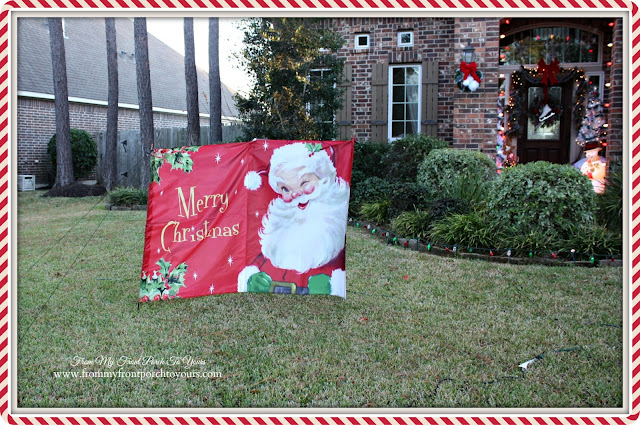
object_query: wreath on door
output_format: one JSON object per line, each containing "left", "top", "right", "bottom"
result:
{"left": 527, "top": 95, "right": 563, "bottom": 129}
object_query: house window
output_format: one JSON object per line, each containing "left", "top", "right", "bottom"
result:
{"left": 500, "top": 26, "right": 600, "bottom": 65}
{"left": 388, "top": 65, "right": 421, "bottom": 141}
{"left": 398, "top": 31, "right": 414, "bottom": 47}
{"left": 355, "top": 33, "right": 370, "bottom": 50}
{"left": 586, "top": 72, "right": 604, "bottom": 98}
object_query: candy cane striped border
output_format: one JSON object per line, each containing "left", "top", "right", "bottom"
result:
{"left": 1, "top": 3, "right": 636, "bottom": 424}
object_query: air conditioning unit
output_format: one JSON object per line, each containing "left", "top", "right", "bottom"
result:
{"left": 17, "top": 175, "right": 35, "bottom": 191}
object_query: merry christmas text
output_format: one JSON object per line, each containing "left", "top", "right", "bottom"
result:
{"left": 176, "top": 186, "right": 228, "bottom": 219}
{"left": 161, "top": 220, "right": 240, "bottom": 253}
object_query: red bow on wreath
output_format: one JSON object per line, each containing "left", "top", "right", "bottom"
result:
{"left": 460, "top": 61, "right": 481, "bottom": 83}
{"left": 538, "top": 58, "right": 560, "bottom": 103}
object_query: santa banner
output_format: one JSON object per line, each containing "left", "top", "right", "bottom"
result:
{"left": 139, "top": 139, "right": 355, "bottom": 302}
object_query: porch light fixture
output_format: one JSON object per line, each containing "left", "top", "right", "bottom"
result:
{"left": 462, "top": 40, "right": 476, "bottom": 63}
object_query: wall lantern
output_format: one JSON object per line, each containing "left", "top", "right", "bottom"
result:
{"left": 462, "top": 40, "right": 476, "bottom": 63}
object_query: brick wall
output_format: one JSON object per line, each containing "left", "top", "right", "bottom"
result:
{"left": 330, "top": 17, "right": 458, "bottom": 143}
{"left": 451, "top": 18, "right": 500, "bottom": 153}
{"left": 329, "top": 17, "right": 500, "bottom": 150}
{"left": 17, "top": 96, "right": 208, "bottom": 185}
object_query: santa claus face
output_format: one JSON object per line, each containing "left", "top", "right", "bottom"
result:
{"left": 274, "top": 166, "right": 320, "bottom": 207}
{"left": 260, "top": 172, "right": 349, "bottom": 274}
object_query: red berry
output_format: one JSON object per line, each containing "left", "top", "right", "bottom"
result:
{"left": 165, "top": 283, "right": 170, "bottom": 290}
{"left": 140, "top": 296, "right": 149, "bottom": 303}
{"left": 162, "top": 293, "right": 169, "bottom": 300}
{"left": 153, "top": 294, "right": 161, "bottom": 302}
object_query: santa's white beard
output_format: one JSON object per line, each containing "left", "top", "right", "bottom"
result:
{"left": 260, "top": 178, "right": 350, "bottom": 273}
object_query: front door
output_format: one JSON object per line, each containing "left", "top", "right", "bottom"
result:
{"left": 518, "top": 80, "right": 572, "bottom": 164}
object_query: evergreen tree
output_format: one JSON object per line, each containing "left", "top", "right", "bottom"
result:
{"left": 235, "top": 18, "right": 345, "bottom": 141}
{"left": 577, "top": 90, "right": 606, "bottom": 147}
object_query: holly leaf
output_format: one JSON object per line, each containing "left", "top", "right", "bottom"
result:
{"left": 171, "top": 262, "right": 188, "bottom": 277}
{"left": 454, "top": 70, "right": 464, "bottom": 84}
{"left": 157, "top": 258, "right": 171, "bottom": 277}
{"left": 182, "top": 156, "right": 194, "bottom": 173}
{"left": 305, "top": 143, "right": 323, "bottom": 154}
{"left": 183, "top": 146, "right": 200, "bottom": 152}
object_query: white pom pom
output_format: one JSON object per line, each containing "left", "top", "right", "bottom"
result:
{"left": 244, "top": 171, "right": 262, "bottom": 191}
{"left": 462, "top": 75, "right": 474, "bottom": 87}
{"left": 467, "top": 78, "right": 480, "bottom": 92}
{"left": 330, "top": 269, "right": 346, "bottom": 298}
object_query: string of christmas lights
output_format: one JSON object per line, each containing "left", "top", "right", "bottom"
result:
{"left": 503, "top": 65, "right": 588, "bottom": 161}
{"left": 349, "top": 218, "right": 620, "bottom": 265}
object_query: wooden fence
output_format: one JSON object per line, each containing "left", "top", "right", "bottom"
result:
{"left": 94, "top": 125, "right": 244, "bottom": 188}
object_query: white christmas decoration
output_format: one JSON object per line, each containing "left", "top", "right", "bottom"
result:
{"left": 577, "top": 91, "right": 606, "bottom": 146}
{"left": 462, "top": 75, "right": 480, "bottom": 92}
{"left": 244, "top": 171, "right": 262, "bottom": 191}
{"left": 538, "top": 104, "right": 555, "bottom": 122}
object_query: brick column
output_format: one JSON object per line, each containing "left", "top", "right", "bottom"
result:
{"left": 451, "top": 18, "right": 500, "bottom": 153}
{"left": 606, "top": 17, "right": 623, "bottom": 163}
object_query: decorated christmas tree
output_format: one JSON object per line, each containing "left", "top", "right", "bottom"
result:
{"left": 577, "top": 90, "right": 606, "bottom": 147}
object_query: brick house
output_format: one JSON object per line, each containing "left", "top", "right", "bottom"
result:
{"left": 328, "top": 17, "right": 622, "bottom": 166}
{"left": 17, "top": 17, "right": 239, "bottom": 186}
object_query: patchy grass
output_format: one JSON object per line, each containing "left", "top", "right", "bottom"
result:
{"left": 17, "top": 191, "right": 623, "bottom": 408}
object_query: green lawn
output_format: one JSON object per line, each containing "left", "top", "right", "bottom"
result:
{"left": 16, "top": 191, "right": 624, "bottom": 409}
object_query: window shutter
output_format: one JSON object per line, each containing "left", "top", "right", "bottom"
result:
{"left": 337, "top": 64, "right": 353, "bottom": 140}
{"left": 371, "top": 63, "right": 388, "bottom": 142}
{"left": 421, "top": 59, "right": 438, "bottom": 137}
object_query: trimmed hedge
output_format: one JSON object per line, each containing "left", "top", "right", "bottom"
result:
{"left": 109, "top": 187, "right": 148, "bottom": 207}
{"left": 487, "top": 161, "right": 596, "bottom": 239}
{"left": 48, "top": 129, "right": 98, "bottom": 179}
{"left": 418, "top": 148, "right": 497, "bottom": 199}
{"left": 385, "top": 134, "right": 447, "bottom": 182}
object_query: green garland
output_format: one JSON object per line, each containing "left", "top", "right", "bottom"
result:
{"left": 505, "top": 67, "right": 587, "bottom": 139}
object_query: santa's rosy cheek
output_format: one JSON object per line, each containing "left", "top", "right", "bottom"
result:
{"left": 303, "top": 184, "right": 315, "bottom": 195}
{"left": 282, "top": 193, "right": 293, "bottom": 203}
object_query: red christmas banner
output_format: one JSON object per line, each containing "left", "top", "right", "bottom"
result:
{"left": 139, "top": 139, "right": 355, "bottom": 302}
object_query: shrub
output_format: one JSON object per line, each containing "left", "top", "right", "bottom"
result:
{"left": 351, "top": 142, "right": 389, "bottom": 186}
{"left": 566, "top": 224, "right": 622, "bottom": 256}
{"left": 349, "top": 176, "right": 395, "bottom": 216}
{"left": 360, "top": 201, "right": 392, "bottom": 225}
{"left": 487, "top": 161, "right": 596, "bottom": 239}
{"left": 391, "top": 210, "right": 431, "bottom": 239}
{"left": 388, "top": 182, "right": 431, "bottom": 218}
{"left": 48, "top": 129, "right": 98, "bottom": 179}
{"left": 418, "top": 148, "right": 497, "bottom": 200}
{"left": 109, "top": 187, "right": 148, "bottom": 207}
{"left": 596, "top": 164, "right": 623, "bottom": 233}
{"left": 350, "top": 178, "right": 430, "bottom": 219}
{"left": 438, "top": 172, "right": 490, "bottom": 209}
{"left": 428, "top": 211, "right": 501, "bottom": 249}
{"left": 501, "top": 227, "right": 564, "bottom": 253}
{"left": 429, "top": 197, "right": 468, "bottom": 223}
{"left": 385, "top": 133, "right": 447, "bottom": 182}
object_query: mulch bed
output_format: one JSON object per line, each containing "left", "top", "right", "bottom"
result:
{"left": 42, "top": 182, "right": 107, "bottom": 198}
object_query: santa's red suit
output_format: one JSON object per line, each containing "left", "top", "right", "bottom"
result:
{"left": 239, "top": 249, "right": 346, "bottom": 295}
